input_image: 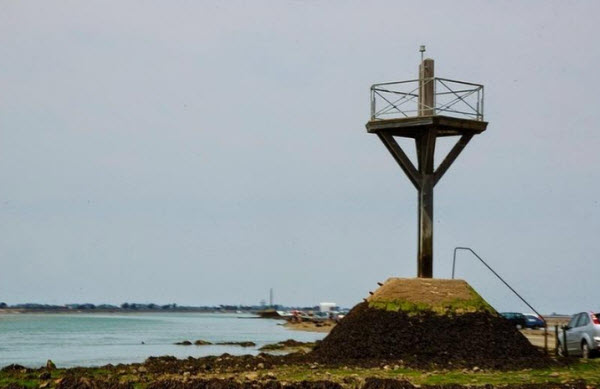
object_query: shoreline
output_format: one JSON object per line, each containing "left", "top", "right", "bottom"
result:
{"left": 0, "top": 308, "right": 258, "bottom": 315}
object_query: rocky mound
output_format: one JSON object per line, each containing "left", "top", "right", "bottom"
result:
{"left": 312, "top": 278, "right": 552, "bottom": 370}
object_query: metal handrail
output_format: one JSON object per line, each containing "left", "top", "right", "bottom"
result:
{"left": 452, "top": 247, "right": 545, "bottom": 324}
{"left": 370, "top": 77, "right": 484, "bottom": 121}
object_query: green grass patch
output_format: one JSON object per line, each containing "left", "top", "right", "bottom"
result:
{"left": 268, "top": 360, "right": 600, "bottom": 385}
{"left": 0, "top": 376, "right": 40, "bottom": 388}
{"left": 368, "top": 286, "right": 495, "bottom": 316}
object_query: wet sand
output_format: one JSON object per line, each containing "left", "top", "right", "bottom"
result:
{"left": 283, "top": 320, "right": 336, "bottom": 333}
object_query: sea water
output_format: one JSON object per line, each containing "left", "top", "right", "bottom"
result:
{"left": 0, "top": 313, "right": 325, "bottom": 368}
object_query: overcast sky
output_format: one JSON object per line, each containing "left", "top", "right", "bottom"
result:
{"left": 1, "top": 1, "right": 599, "bottom": 314}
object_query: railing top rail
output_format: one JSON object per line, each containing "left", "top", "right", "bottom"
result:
{"left": 452, "top": 247, "right": 545, "bottom": 323}
{"left": 435, "top": 77, "right": 484, "bottom": 88}
{"left": 371, "top": 77, "right": 483, "bottom": 90}
{"left": 371, "top": 79, "right": 421, "bottom": 88}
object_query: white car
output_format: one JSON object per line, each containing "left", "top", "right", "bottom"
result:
{"left": 558, "top": 312, "right": 600, "bottom": 358}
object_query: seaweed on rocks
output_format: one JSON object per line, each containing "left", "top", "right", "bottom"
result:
{"left": 362, "top": 378, "right": 415, "bottom": 389}
{"left": 311, "top": 302, "right": 552, "bottom": 370}
{"left": 55, "top": 376, "right": 133, "bottom": 389}
{"left": 51, "top": 378, "right": 591, "bottom": 389}
{"left": 146, "top": 380, "right": 342, "bottom": 389}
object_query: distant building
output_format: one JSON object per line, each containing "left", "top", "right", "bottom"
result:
{"left": 319, "top": 302, "right": 337, "bottom": 313}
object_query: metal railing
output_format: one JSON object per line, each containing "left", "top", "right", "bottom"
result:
{"left": 452, "top": 247, "right": 545, "bottom": 323}
{"left": 370, "top": 77, "right": 484, "bottom": 121}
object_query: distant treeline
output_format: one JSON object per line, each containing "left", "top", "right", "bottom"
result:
{"left": 0, "top": 302, "right": 320, "bottom": 312}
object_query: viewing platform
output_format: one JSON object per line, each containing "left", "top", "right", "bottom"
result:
{"left": 366, "top": 77, "right": 488, "bottom": 136}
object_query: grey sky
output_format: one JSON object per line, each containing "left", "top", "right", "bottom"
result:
{"left": 1, "top": 1, "right": 599, "bottom": 314}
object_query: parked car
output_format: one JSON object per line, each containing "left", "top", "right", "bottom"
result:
{"left": 523, "top": 314, "right": 546, "bottom": 329}
{"left": 558, "top": 312, "right": 600, "bottom": 358}
{"left": 500, "top": 312, "right": 527, "bottom": 329}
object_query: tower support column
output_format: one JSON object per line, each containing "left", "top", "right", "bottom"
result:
{"left": 416, "top": 128, "right": 436, "bottom": 278}
{"left": 416, "top": 58, "right": 435, "bottom": 278}
{"left": 418, "top": 174, "right": 433, "bottom": 278}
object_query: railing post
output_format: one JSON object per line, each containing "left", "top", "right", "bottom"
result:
{"left": 433, "top": 78, "right": 437, "bottom": 116}
{"left": 476, "top": 88, "right": 481, "bottom": 120}
{"left": 370, "top": 87, "right": 375, "bottom": 120}
{"left": 452, "top": 247, "right": 458, "bottom": 279}
{"left": 480, "top": 86, "right": 484, "bottom": 121}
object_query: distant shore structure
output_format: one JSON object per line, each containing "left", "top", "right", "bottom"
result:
{"left": 319, "top": 302, "right": 337, "bottom": 313}
{"left": 366, "top": 46, "right": 488, "bottom": 277}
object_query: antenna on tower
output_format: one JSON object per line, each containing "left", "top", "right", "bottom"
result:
{"left": 419, "top": 45, "right": 426, "bottom": 63}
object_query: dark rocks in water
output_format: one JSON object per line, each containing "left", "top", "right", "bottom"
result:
{"left": 216, "top": 341, "right": 256, "bottom": 347}
{"left": 312, "top": 301, "right": 551, "bottom": 370}
{"left": 46, "top": 360, "right": 57, "bottom": 370}
{"left": 39, "top": 371, "right": 52, "bottom": 379}
{"left": 175, "top": 340, "right": 254, "bottom": 347}
{"left": 257, "top": 309, "right": 282, "bottom": 319}
{"left": 260, "top": 339, "right": 314, "bottom": 351}
{"left": 278, "top": 339, "right": 306, "bottom": 347}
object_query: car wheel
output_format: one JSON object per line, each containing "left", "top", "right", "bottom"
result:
{"left": 582, "top": 341, "right": 590, "bottom": 359}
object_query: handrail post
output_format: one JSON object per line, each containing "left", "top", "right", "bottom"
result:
{"left": 452, "top": 247, "right": 458, "bottom": 279}
{"left": 433, "top": 78, "right": 437, "bottom": 116}
{"left": 480, "top": 85, "right": 484, "bottom": 120}
{"left": 477, "top": 88, "right": 481, "bottom": 120}
{"left": 370, "top": 86, "right": 375, "bottom": 120}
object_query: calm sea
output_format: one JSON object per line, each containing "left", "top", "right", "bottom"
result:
{"left": 0, "top": 313, "right": 325, "bottom": 368}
